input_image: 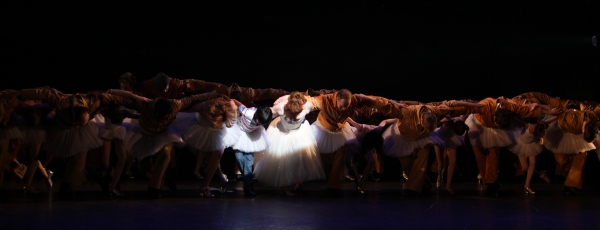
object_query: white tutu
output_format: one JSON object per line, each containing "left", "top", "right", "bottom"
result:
{"left": 173, "top": 112, "right": 240, "bottom": 154}
{"left": 311, "top": 119, "right": 357, "bottom": 154}
{"left": 92, "top": 114, "right": 127, "bottom": 141}
{"left": 0, "top": 125, "right": 23, "bottom": 142}
{"left": 593, "top": 134, "right": 600, "bottom": 154}
{"left": 465, "top": 114, "right": 513, "bottom": 149}
{"left": 507, "top": 127, "right": 543, "bottom": 157}
{"left": 44, "top": 121, "right": 104, "bottom": 158}
{"left": 382, "top": 121, "right": 433, "bottom": 158}
{"left": 430, "top": 126, "right": 465, "bottom": 149}
{"left": 20, "top": 127, "right": 46, "bottom": 145}
{"left": 125, "top": 123, "right": 184, "bottom": 160}
{"left": 231, "top": 125, "right": 268, "bottom": 153}
{"left": 543, "top": 120, "right": 595, "bottom": 154}
{"left": 254, "top": 117, "right": 326, "bottom": 187}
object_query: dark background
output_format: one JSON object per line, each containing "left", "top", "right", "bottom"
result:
{"left": 4, "top": 0, "right": 599, "bottom": 103}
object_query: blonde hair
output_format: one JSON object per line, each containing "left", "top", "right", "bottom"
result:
{"left": 203, "top": 97, "right": 236, "bottom": 129}
{"left": 284, "top": 91, "right": 307, "bottom": 115}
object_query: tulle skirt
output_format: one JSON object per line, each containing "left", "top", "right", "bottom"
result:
{"left": 254, "top": 117, "right": 326, "bottom": 187}
{"left": 382, "top": 122, "right": 434, "bottom": 158}
{"left": 593, "top": 134, "right": 600, "bottom": 154}
{"left": 543, "top": 120, "right": 595, "bottom": 154}
{"left": 92, "top": 114, "right": 127, "bottom": 141}
{"left": 20, "top": 126, "right": 46, "bottom": 145}
{"left": 430, "top": 126, "right": 465, "bottom": 149}
{"left": 507, "top": 128, "right": 543, "bottom": 157}
{"left": 173, "top": 112, "right": 240, "bottom": 154}
{"left": 231, "top": 126, "right": 268, "bottom": 153}
{"left": 44, "top": 121, "right": 104, "bottom": 158}
{"left": 465, "top": 114, "right": 513, "bottom": 149}
{"left": 125, "top": 123, "right": 184, "bottom": 160}
{"left": 0, "top": 125, "right": 23, "bottom": 142}
{"left": 311, "top": 120, "right": 357, "bottom": 154}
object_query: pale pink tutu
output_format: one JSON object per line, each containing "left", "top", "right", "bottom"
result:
{"left": 311, "top": 120, "right": 357, "bottom": 154}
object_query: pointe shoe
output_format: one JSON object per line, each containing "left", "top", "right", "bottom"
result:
{"left": 344, "top": 174, "right": 355, "bottom": 182}
{"left": 46, "top": 170, "right": 54, "bottom": 190}
{"left": 402, "top": 171, "right": 409, "bottom": 181}
{"left": 194, "top": 171, "right": 203, "bottom": 179}
{"left": 200, "top": 187, "right": 214, "bottom": 197}
{"left": 443, "top": 188, "right": 455, "bottom": 195}
{"left": 109, "top": 189, "right": 124, "bottom": 197}
{"left": 477, "top": 174, "right": 482, "bottom": 184}
{"left": 126, "top": 171, "right": 135, "bottom": 179}
{"left": 539, "top": 171, "right": 551, "bottom": 184}
{"left": 524, "top": 187, "right": 535, "bottom": 195}
{"left": 23, "top": 186, "right": 39, "bottom": 194}
{"left": 357, "top": 176, "right": 366, "bottom": 194}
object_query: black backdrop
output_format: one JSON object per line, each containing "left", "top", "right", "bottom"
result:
{"left": 4, "top": 1, "right": 599, "bottom": 103}
{"left": 4, "top": 0, "right": 600, "bottom": 183}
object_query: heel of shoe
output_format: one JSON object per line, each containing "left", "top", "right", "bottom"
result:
{"left": 201, "top": 187, "right": 214, "bottom": 197}
{"left": 524, "top": 187, "right": 536, "bottom": 195}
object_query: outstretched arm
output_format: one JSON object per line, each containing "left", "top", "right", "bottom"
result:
{"left": 108, "top": 89, "right": 151, "bottom": 102}
{"left": 378, "top": 118, "right": 398, "bottom": 127}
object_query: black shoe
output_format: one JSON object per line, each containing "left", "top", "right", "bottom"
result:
{"left": 485, "top": 182, "right": 500, "bottom": 197}
{"left": 326, "top": 188, "right": 341, "bottom": 197}
{"left": 563, "top": 186, "right": 583, "bottom": 196}
{"left": 244, "top": 188, "right": 257, "bottom": 197}
{"left": 403, "top": 189, "right": 420, "bottom": 197}
{"left": 58, "top": 182, "right": 75, "bottom": 198}
{"left": 146, "top": 187, "right": 161, "bottom": 199}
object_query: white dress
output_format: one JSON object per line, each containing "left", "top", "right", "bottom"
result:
{"left": 381, "top": 120, "right": 435, "bottom": 158}
{"left": 254, "top": 103, "right": 326, "bottom": 187}
{"left": 231, "top": 105, "right": 268, "bottom": 153}
{"left": 171, "top": 112, "right": 240, "bottom": 155}
{"left": 508, "top": 125, "right": 543, "bottom": 157}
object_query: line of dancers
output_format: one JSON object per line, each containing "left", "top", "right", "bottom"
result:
{"left": 1, "top": 73, "right": 598, "bottom": 199}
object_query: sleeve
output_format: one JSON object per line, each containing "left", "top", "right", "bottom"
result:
{"left": 305, "top": 95, "right": 322, "bottom": 110}
{"left": 240, "top": 87, "right": 290, "bottom": 102}
{"left": 501, "top": 100, "right": 543, "bottom": 118}
{"left": 173, "top": 91, "right": 218, "bottom": 113}
{"left": 21, "top": 88, "right": 71, "bottom": 109}
{"left": 184, "top": 79, "right": 229, "bottom": 95}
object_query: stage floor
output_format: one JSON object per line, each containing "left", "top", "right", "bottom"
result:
{"left": 2, "top": 175, "right": 600, "bottom": 229}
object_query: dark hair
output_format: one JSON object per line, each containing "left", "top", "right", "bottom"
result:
{"left": 337, "top": 89, "right": 352, "bottom": 100}
{"left": 72, "top": 106, "right": 90, "bottom": 123}
{"left": 494, "top": 108, "right": 512, "bottom": 129}
{"left": 453, "top": 120, "right": 469, "bottom": 136}
{"left": 305, "top": 88, "right": 321, "bottom": 97}
{"left": 254, "top": 107, "right": 272, "bottom": 125}
{"left": 230, "top": 90, "right": 244, "bottom": 102}
{"left": 360, "top": 128, "right": 384, "bottom": 157}
{"left": 22, "top": 107, "right": 41, "bottom": 127}
{"left": 154, "top": 98, "right": 173, "bottom": 118}
{"left": 583, "top": 122, "right": 598, "bottom": 143}
{"left": 119, "top": 72, "right": 137, "bottom": 84}
{"left": 566, "top": 102, "right": 580, "bottom": 110}
{"left": 106, "top": 103, "right": 126, "bottom": 125}
{"left": 154, "top": 72, "right": 170, "bottom": 91}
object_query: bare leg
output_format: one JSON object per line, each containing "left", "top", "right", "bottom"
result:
{"left": 109, "top": 139, "right": 126, "bottom": 193}
{"left": 357, "top": 150, "right": 375, "bottom": 194}
{"left": 24, "top": 143, "right": 43, "bottom": 192}
{"left": 101, "top": 140, "right": 111, "bottom": 170}
{"left": 201, "top": 150, "right": 223, "bottom": 197}
{"left": 445, "top": 148, "right": 457, "bottom": 194}
{"left": 434, "top": 145, "right": 445, "bottom": 189}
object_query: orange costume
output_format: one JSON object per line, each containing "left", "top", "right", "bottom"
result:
{"left": 309, "top": 92, "right": 393, "bottom": 191}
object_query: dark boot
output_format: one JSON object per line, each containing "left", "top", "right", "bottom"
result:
{"left": 59, "top": 182, "right": 75, "bottom": 198}
{"left": 243, "top": 176, "right": 256, "bottom": 197}
{"left": 164, "top": 169, "right": 177, "bottom": 192}
{"left": 146, "top": 186, "right": 161, "bottom": 199}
